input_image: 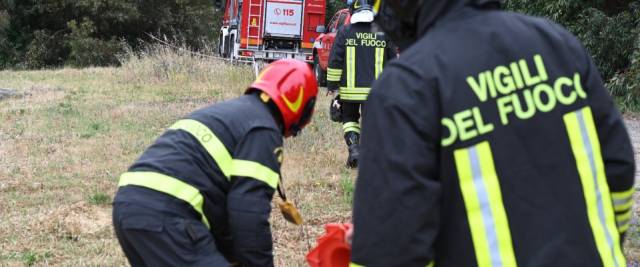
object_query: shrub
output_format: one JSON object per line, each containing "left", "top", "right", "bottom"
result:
{"left": 66, "top": 19, "right": 124, "bottom": 67}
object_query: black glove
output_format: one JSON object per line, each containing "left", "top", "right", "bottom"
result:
{"left": 330, "top": 95, "right": 342, "bottom": 122}
{"left": 327, "top": 82, "right": 339, "bottom": 93}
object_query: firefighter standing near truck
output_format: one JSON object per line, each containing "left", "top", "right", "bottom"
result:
{"left": 112, "top": 59, "right": 318, "bottom": 267}
{"left": 350, "top": 0, "right": 636, "bottom": 266}
{"left": 326, "top": 0, "right": 395, "bottom": 168}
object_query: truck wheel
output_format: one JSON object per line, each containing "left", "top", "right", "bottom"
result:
{"left": 314, "top": 56, "right": 327, "bottom": 87}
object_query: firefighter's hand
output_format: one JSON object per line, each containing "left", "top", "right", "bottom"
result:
{"left": 327, "top": 84, "right": 338, "bottom": 95}
{"left": 345, "top": 223, "right": 354, "bottom": 246}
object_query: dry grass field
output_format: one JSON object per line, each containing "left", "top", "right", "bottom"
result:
{"left": 0, "top": 47, "right": 638, "bottom": 266}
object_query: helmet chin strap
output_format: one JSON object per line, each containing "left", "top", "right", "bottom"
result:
{"left": 290, "top": 124, "right": 301, "bottom": 137}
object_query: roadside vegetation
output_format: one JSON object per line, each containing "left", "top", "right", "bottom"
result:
{"left": 507, "top": 1, "right": 640, "bottom": 112}
{"left": 0, "top": 45, "right": 355, "bottom": 265}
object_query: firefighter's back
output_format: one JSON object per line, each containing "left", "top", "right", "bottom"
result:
{"left": 115, "top": 94, "right": 281, "bottom": 251}
{"left": 397, "top": 8, "right": 634, "bottom": 267}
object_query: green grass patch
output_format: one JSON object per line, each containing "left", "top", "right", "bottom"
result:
{"left": 80, "top": 121, "right": 109, "bottom": 139}
{"left": 1, "top": 250, "right": 53, "bottom": 266}
{"left": 88, "top": 191, "right": 111, "bottom": 206}
{"left": 615, "top": 96, "right": 640, "bottom": 114}
{"left": 340, "top": 171, "right": 355, "bottom": 206}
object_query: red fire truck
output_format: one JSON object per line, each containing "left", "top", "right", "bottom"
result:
{"left": 217, "top": 0, "right": 326, "bottom": 63}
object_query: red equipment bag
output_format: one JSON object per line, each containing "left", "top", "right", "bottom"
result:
{"left": 306, "top": 223, "right": 352, "bottom": 267}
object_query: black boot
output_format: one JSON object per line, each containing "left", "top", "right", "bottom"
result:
{"left": 344, "top": 132, "right": 360, "bottom": 168}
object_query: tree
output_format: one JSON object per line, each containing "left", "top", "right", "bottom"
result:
{"left": 0, "top": 0, "right": 216, "bottom": 68}
{"left": 506, "top": 1, "right": 639, "bottom": 81}
{"left": 507, "top": 0, "right": 640, "bottom": 110}
{"left": 326, "top": 0, "right": 347, "bottom": 24}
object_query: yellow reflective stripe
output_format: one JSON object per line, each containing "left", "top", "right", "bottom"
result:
{"left": 340, "top": 95, "right": 369, "bottom": 101}
{"left": 340, "top": 87, "right": 371, "bottom": 101}
{"left": 340, "top": 92, "right": 370, "bottom": 96}
{"left": 375, "top": 47, "right": 384, "bottom": 79}
{"left": 611, "top": 187, "right": 635, "bottom": 200}
{"left": 564, "top": 107, "right": 625, "bottom": 267}
{"left": 230, "top": 160, "right": 279, "bottom": 189}
{"left": 617, "top": 214, "right": 632, "bottom": 232}
{"left": 614, "top": 200, "right": 633, "bottom": 212}
{"left": 170, "top": 119, "right": 233, "bottom": 179}
{"left": 343, "top": 127, "right": 360, "bottom": 134}
{"left": 454, "top": 141, "right": 517, "bottom": 267}
{"left": 119, "top": 172, "right": 211, "bottom": 229}
{"left": 427, "top": 261, "right": 435, "bottom": 267}
{"left": 328, "top": 68, "right": 343, "bottom": 82}
{"left": 619, "top": 222, "right": 631, "bottom": 233}
{"left": 340, "top": 87, "right": 371, "bottom": 93}
{"left": 373, "top": 0, "right": 381, "bottom": 13}
{"left": 343, "top": 122, "right": 360, "bottom": 128}
{"left": 347, "top": 47, "right": 356, "bottom": 88}
{"left": 171, "top": 119, "right": 282, "bottom": 188}
{"left": 343, "top": 122, "right": 361, "bottom": 133}
{"left": 327, "top": 68, "right": 343, "bottom": 74}
{"left": 616, "top": 209, "right": 632, "bottom": 224}
{"left": 612, "top": 188, "right": 634, "bottom": 212}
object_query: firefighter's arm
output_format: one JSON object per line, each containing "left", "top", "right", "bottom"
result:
{"left": 351, "top": 64, "right": 441, "bottom": 267}
{"left": 327, "top": 27, "right": 347, "bottom": 92}
{"left": 577, "top": 39, "right": 636, "bottom": 239}
{"left": 227, "top": 128, "right": 283, "bottom": 267}
{"left": 385, "top": 40, "right": 397, "bottom": 62}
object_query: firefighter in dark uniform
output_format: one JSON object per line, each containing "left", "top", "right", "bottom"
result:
{"left": 326, "top": 0, "right": 395, "bottom": 168}
{"left": 350, "top": 0, "right": 636, "bottom": 266}
{"left": 112, "top": 59, "right": 318, "bottom": 267}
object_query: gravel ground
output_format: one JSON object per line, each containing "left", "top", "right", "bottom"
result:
{"left": 0, "top": 88, "right": 16, "bottom": 100}
{"left": 625, "top": 116, "right": 640, "bottom": 180}
{"left": 624, "top": 116, "right": 640, "bottom": 265}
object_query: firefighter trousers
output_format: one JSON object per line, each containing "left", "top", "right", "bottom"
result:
{"left": 341, "top": 101, "right": 364, "bottom": 135}
{"left": 113, "top": 186, "right": 231, "bottom": 267}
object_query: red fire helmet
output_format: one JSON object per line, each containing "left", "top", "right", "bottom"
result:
{"left": 248, "top": 59, "right": 319, "bottom": 137}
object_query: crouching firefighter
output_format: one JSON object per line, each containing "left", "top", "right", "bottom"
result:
{"left": 327, "top": 0, "right": 395, "bottom": 168}
{"left": 112, "top": 59, "right": 318, "bottom": 267}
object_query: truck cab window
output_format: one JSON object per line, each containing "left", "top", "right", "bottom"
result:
{"left": 328, "top": 14, "right": 340, "bottom": 33}
{"left": 336, "top": 11, "right": 348, "bottom": 29}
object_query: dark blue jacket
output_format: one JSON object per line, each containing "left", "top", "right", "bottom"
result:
{"left": 351, "top": 1, "right": 635, "bottom": 266}
{"left": 117, "top": 94, "right": 283, "bottom": 267}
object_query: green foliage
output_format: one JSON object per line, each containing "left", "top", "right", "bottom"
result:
{"left": 4, "top": 250, "right": 54, "bottom": 266}
{"left": 66, "top": 19, "right": 123, "bottom": 67}
{"left": 0, "top": 0, "right": 349, "bottom": 68}
{"left": 340, "top": 171, "right": 355, "bottom": 205}
{"left": 326, "top": 0, "right": 348, "bottom": 24}
{"left": 23, "top": 29, "right": 67, "bottom": 69}
{"left": 0, "top": 0, "right": 215, "bottom": 68}
{"left": 571, "top": 7, "right": 638, "bottom": 81}
{"left": 507, "top": 0, "right": 640, "bottom": 111}
{"left": 609, "top": 35, "right": 640, "bottom": 112}
{"left": 80, "top": 120, "right": 109, "bottom": 139}
{"left": 88, "top": 191, "right": 111, "bottom": 206}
